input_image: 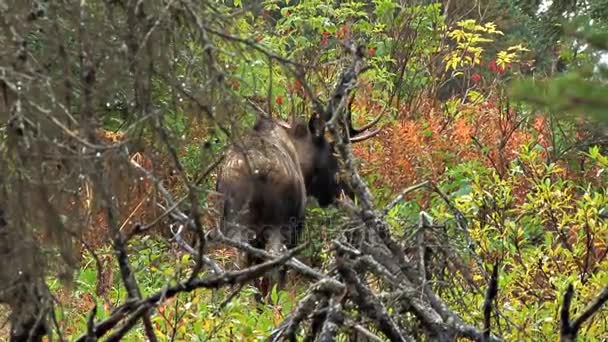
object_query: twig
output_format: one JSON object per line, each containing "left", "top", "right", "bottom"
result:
{"left": 84, "top": 305, "right": 97, "bottom": 342}
{"left": 432, "top": 184, "right": 472, "bottom": 246}
{"left": 268, "top": 278, "right": 344, "bottom": 342}
{"left": 303, "top": 299, "right": 328, "bottom": 342}
{"left": 561, "top": 284, "right": 575, "bottom": 342}
{"left": 483, "top": 263, "right": 499, "bottom": 342}
{"left": 432, "top": 183, "right": 487, "bottom": 279}
{"left": 560, "top": 284, "right": 608, "bottom": 342}
{"left": 317, "top": 297, "right": 342, "bottom": 342}
{"left": 337, "top": 260, "right": 409, "bottom": 342}
{"left": 214, "top": 283, "right": 245, "bottom": 315}
{"left": 269, "top": 290, "right": 321, "bottom": 342}
{"left": 383, "top": 181, "right": 430, "bottom": 215}
{"left": 346, "top": 321, "right": 385, "bottom": 342}
{"left": 105, "top": 303, "right": 155, "bottom": 342}
{"left": 74, "top": 301, "right": 139, "bottom": 342}
{"left": 571, "top": 286, "right": 608, "bottom": 333}
{"left": 77, "top": 245, "right": 304, "bottom": 341}
{"left": 169, "top": 222, "right": 223, "bottom": 275}
{"left": 418, "top": 211, "right": 432, "bottom": 284}
{"left": 153, "top": 121, "right": 207, "bottom": 281}
{"left": 213, "top": 229, "right": 337, "bottom": 284}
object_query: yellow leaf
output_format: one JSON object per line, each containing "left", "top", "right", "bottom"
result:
{"left": 507, "top": 44, "right": 530, "bottom": 52}
{"left": 467, "top": 90, "right": 484, "bottom": 104}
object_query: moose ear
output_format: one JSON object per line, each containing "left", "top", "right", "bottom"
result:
{"left": 291, "top": 121, "right": 309, "bottom": 138}
{"left": 308, "top": 113, "right": 325, "bottom": 137}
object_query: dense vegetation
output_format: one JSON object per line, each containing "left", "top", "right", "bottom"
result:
{"left": 0, "top": 0, "right": 607, "bottom": 341}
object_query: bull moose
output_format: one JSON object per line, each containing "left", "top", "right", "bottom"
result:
{"left": 215, "top": 102, "right": 380, "bottom": 292}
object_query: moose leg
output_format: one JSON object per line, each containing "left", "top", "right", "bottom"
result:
{"left": 232, "top": 228, "right": 249, "bottom": 269}
{"left": 279, "top": 217, "right": 303, "bottom": 289}
{"left": 219, "top": 200, "right": 250, "bottom": 270}
{"left": 264, "top": 226, "right": 287, "bottom": 299}
{"left": 7, "top": 278, "right": 49, "bottom": 342}
{"left": 0, "top": 208, "right": 48, "bottom": 342}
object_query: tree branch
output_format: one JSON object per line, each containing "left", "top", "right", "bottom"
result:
{"left": 561, "top": 284, "right": 608, "bottom": 342}
{"left": 76, "top": 245, "right": 305, "bottom": 341}
{"left": 337, "top": 260, "right": 410, "bottom": 342}
{"left": 483, "top": 263, "right": 499, "bottom": 342}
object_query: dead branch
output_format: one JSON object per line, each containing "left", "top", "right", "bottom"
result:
{"left": 561, "top": 284, "right": 608, "bottom": 342}
{"left": 213, "top": 229, "right": 339, "bottom": 284}
{"left": 337, "top": 259, "right": 410, "bottom": 342}
{"left": 76, "top": 245, "right": 304, "bottom": 341}
{"left": 320, "top": 42, "right": 503, "bottom": 342}
{"left": 269, "top": 278, "right": 345, "bottom": 342}
{"left": 383, "top": 181, "right": 431, "bottom": 215}
{"left": 483, "top": 264, "right": 499, "bottom": 342}
{"left": 317, "top": 297, "right": 342, "bottom": 342}
{"left": 84, "top": 305, "right": 97, "bottom": 342}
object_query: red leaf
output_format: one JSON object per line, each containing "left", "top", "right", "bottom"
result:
{"left": 471, "top": 72, "right": 482, "bottom": 83}
{"left": 488, "top": 60, "right": 498, "bottom": 73}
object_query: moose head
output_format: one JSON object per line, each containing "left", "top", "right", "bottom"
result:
{"left": 279, "top": 97, "right": 381, "bottom": 207}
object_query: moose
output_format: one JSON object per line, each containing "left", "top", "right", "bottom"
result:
{"left": 215, "top": 101, "right": 380, "bottom": 293}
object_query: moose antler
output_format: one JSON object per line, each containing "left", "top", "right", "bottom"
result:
{"left": 346, "top": 94, "right": 383, "bottom": 143}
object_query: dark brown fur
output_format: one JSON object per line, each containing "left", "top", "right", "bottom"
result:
{"left": 216, "top": 107, "right": 379, "bottom": 293}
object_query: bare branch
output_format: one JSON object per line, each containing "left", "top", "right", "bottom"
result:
{"left": 483, "top": 263, "right": 499, "bottom": 342}
{"left": 383, "top": 181, "right": 430, "bottom": 215}
{"left": 561, "top": 284, "right": 576, "bottom": 342}
{"left": 213, "top": 230, "right": 338, "bottom": 283}
{"left": 77, "top": 245, "right": 305, "bottom": 341}
{"left": 572, "top": 286, "right": 608, "bottom": 333}
{"left": 269, "top": 278, "right": 345, "bottom": 342}
{"left": 337, "top": 260, "right": 410, "bottom": 342}
{"left": 318, "top": 297, "right": 342, "bottom": 342}
{"left": 561, "top": 284, "right": 608, "bottom": 342}
{"left": 84, "top": 305, "right": 97, "bottom": 342}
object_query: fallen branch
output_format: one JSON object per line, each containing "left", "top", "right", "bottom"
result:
{"left": 317, "top": 297, "right": 342, "bottom": 342}
{"left": 337, "top": 260, "right": 411, "bottom": 342}
{"left": 320, "top": 43, "right": 503, "bottom": 342}
{"left": 213, "top": 229, "right": 338, "bottom": 284}
{"left": 76, "top": 245, "right": 305, "bottom": 341}
{"left": 268, "top": 278, "right": 345, "bottom": 342}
